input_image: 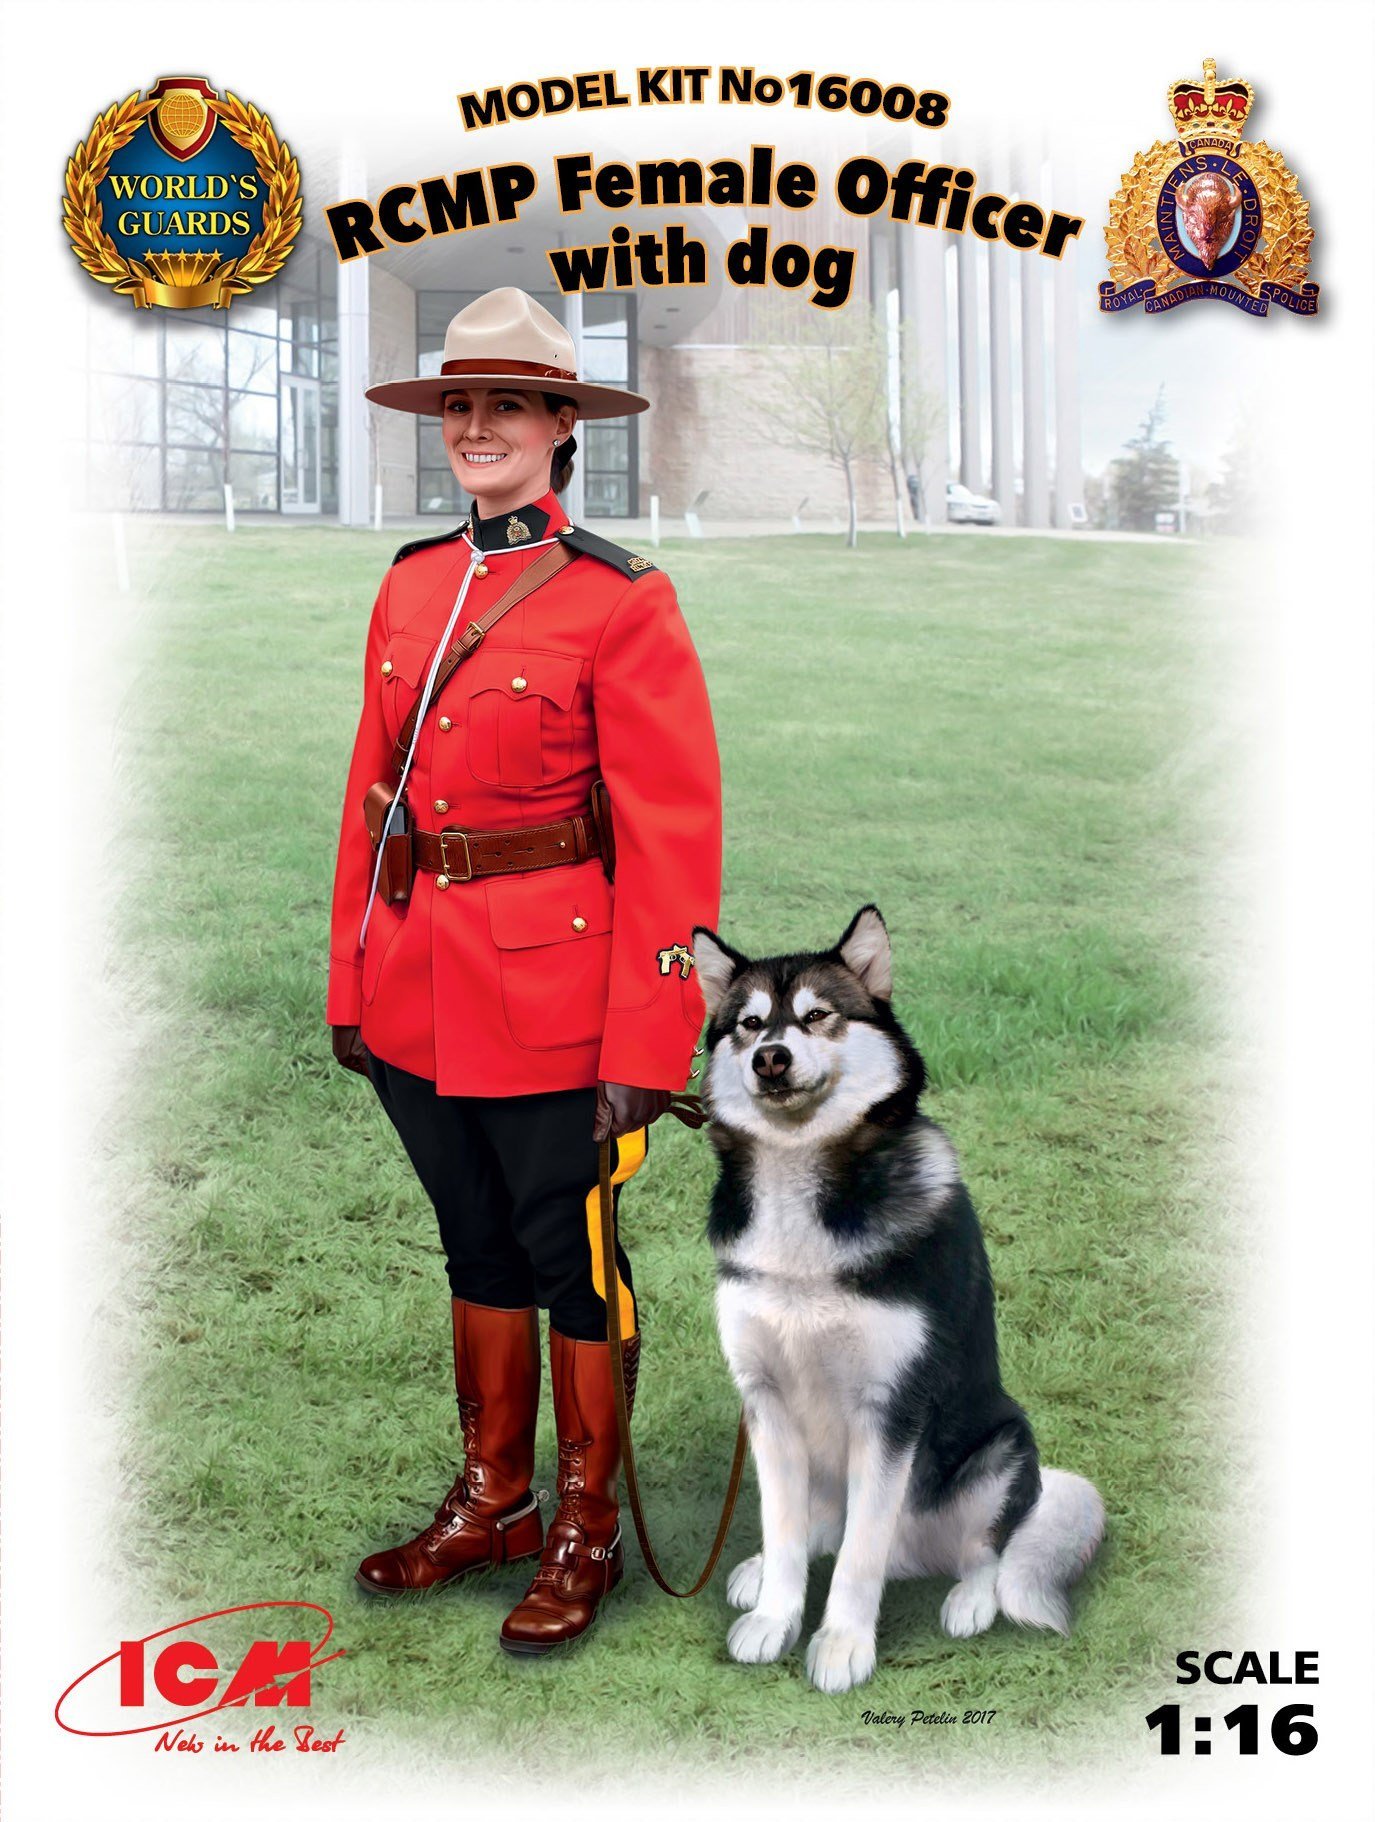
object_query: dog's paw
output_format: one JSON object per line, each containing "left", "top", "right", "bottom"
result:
{"left": 727, "top": 1607, "right": 801, "bottom": 1665}
{"left": 940, "top": 1575, "right": 998, "bottom": 1638}
{"left": 805, "top": 1624, "right": 877, "bottom": 1694}
{"left": 726, "top": 1554, "right": 763, "bottom": 1611}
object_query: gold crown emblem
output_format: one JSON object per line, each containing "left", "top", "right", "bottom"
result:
{"left": 1168, "top": 58, "right": 1254, "bottom": 146}
{"left": 142, "top": 249, "right": 222, "bottom": 290}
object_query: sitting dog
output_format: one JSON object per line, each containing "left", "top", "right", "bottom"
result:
{"left": 691, "top": 906, "right": 1104, "bottom": 1694}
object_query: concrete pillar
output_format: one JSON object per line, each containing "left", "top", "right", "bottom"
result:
{"left": 1017, "top": 151, "right": 1050, "bottom": 529}
{"left": 956, "top": 232, "right": 984, "bottom": 492}
{"left": 988, "top": 243, "right": 1015, "bottom": 523}
{"left": 335, "top": 145, "right": 371, "bottom": 526}
{"left": 1051, "top": 154, "right": 1084, "bottom": 528}
{"left": 901, "top": 224, "right": 949, "bottom": 524}
{"left": 870, "top": 226, "right": 897, "bottom": 516}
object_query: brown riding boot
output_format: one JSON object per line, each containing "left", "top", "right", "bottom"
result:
{"left": 356, "top": 1299, "right": 544, "bottom": 1594}
{"left": 498, "top": 1327, "right": 641, "bottom": 1654}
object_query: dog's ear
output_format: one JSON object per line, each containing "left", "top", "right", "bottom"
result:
{"left": 835, "top": 904, "right": 893, "bottom": 1001}
{"left": 692, "top": 926, "right": 748, "bottom": 1018}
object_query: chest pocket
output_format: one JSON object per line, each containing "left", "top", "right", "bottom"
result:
{"left": 465, "top": 649, "right": 583, "bottom": 788}
{"left": 378, "top": 632, "right": 435, "bottom": 745}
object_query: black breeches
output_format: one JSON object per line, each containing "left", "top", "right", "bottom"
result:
{"left": 366, "top": 1054, "right": 641, "bottom": 1342}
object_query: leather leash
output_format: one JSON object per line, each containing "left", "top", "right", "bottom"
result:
{"left": 599, "top": 1090, "right": 749, "bottom": 1598}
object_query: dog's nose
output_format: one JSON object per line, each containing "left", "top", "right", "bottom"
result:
{"left": 752, "top": 1044, "right": 792, "bottom": 1079}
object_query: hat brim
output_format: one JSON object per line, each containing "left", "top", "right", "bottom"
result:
{"left": 364, "top": 373, "right": 651, "bottom": 419}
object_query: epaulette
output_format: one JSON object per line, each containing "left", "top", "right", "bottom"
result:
{"left": 554, "top": 522, "right": 658, "bottom": 580}
{"left": 391, "top": 519, "right": 471, "bottom": 567}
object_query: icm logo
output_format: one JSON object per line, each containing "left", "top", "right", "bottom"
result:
{"left": 55, "top": 1601, "right": 344, "bottom": 1739}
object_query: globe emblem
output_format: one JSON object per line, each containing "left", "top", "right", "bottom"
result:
{"left": 157, "top": 90, "right": 208, "bottom": 150}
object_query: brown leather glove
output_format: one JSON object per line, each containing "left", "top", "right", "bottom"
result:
{"left": 593, "top": 1080, "right": 671, "bottom": 1142}
{"left": 331, "top": 1024, "right": 371, "bottom": 1077}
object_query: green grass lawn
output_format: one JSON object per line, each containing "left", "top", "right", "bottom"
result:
{"left": 109, "top": 522, "right": 1245, "bottom": 1785}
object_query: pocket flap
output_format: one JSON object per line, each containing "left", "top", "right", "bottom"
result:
{"left": 486, "top": 866, "right": 613, "bottom": 949}
{"left": 476, "top": 649, "right": 582, "bottom": 709}
{"left": 382, "top": 632, "right": 433, "bottom": 689}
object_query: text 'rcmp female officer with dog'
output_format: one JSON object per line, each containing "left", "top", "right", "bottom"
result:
{"left": 327, "top": 288, "right": 722, "bottom": 1653}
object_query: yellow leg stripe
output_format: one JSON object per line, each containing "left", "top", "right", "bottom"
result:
{"left": 584, "top": 1125, "right": 647, "bottom": 1339}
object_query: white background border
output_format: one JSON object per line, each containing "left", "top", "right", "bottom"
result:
{"left": 1, "top": 2, "right": 1371, "bottom": 1816}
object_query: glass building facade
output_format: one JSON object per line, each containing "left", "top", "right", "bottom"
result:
{"left": 84, "top": 237, "right": 339, "bottom": 514}
{"left": 81, "top": 246, "right": 638, "bottom": 521}
{"left": 414, "top": 290, "right": 637, "bottom": 518}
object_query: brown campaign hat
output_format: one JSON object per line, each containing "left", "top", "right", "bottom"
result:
{"left": 364, "top": 287, "right": 650, "bottom": 419}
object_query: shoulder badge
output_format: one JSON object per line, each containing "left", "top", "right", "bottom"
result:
{"left": 555, "top": 522, "right": 658, "bottom": 580}
{"left": 391, "top": 519, "right": 470, "bottom": 568}
{"left": 1101, "top": 57, "right": 1318, "bottom": 319}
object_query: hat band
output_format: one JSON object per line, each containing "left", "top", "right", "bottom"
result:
{"left": 440, "top": 357, "right": 578, "bottom": 382}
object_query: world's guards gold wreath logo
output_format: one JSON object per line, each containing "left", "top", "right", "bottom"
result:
{"left": 1101, "top": 58, "right": 1318, "bottom": 319}
{"left": 62, "top": 77, "right": 301, "bottom": 310}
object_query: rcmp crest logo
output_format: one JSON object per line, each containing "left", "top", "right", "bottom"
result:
{"left": 1101, "top": 58, "right": 1318, "bottom": 318}
{"left": 62, "top": 77, "right": 301, "bottom": 310}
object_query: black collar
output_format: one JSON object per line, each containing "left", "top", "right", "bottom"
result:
{"left": 467, "top": 497, "right": 553, "bottom": 551}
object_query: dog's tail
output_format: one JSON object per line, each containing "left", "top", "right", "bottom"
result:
{"left": 995, "top": 1468, "right": 1105, "bottom": 1635}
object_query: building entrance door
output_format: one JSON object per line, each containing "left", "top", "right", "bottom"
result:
{"left": 281, "top": 375, "right": 321, "bottom": 513}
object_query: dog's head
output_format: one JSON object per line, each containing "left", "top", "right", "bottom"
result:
{"left": 691, "top": 905, "right": 926, "bottom": 1142}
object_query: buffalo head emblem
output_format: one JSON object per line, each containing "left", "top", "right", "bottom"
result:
{"left": 1177, "top": 171, "right": 1242, "bottom": 270}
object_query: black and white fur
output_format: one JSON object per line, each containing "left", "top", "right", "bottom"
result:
{"left": 692, "top": 906, "right": 1104, "bottom": 1694}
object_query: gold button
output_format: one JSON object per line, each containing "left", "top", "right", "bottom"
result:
{"left": 380, "top": 660, "right": 393, "bottom": 676}
{"left": 572, "top": 916, "right": 587, "bottom": 932}
{"left": 511, "top": 676, "right": 528, "bottom": 692}
{"left": 435, "top": 874, "right": 450, "bottom": 890}
{"left": 438, "top": 716, "right": 452, "bottom": 731}
{"left": 434, "top": 799, "right": 449, "bottom": 813}
{"left": 475, "top": 563, "right": 489, "bottom": 578}
{"left": 557, "top": 525, "right": 573, "bottom": 535}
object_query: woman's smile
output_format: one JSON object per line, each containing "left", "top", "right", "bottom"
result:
{"left": 440, "top": 386, "right": 575, "bottom": 515}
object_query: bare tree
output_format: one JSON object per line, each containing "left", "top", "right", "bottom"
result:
{"left": 745, "top": 301, "right": 890, "bottom": 548}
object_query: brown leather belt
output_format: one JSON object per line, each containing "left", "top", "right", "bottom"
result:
{"left": 412, "top": 810, "right": 602, "bottom": 882}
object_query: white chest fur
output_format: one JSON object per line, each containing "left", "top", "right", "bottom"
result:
{"left": 714, "top": 1148, "right": 932, "bottom": 1431}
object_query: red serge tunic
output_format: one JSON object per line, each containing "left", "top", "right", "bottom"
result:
{"left": 326, "top": 490, "right": 722, "bottom": 1097}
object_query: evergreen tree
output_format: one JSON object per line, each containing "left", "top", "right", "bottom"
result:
{"left": 1208, "top": 421, "right": 1257, "bottom": 535}
{"left": 1107, "top": 386, "right": 1181, "bottom": 531}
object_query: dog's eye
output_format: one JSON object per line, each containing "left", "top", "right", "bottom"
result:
{"left": 803, "top": 1007, "right": 831, "bottom": 1024}
{"left": 739, "top": 1015, "right": 764, "bottom": 1032}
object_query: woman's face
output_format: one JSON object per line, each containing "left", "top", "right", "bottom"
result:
{"left": 440, "top": 387, "right": 576, "bottom": 514}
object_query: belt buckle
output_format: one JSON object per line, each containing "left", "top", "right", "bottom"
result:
{"left": 440, "top": 829, "right": 474, "bottom": 882}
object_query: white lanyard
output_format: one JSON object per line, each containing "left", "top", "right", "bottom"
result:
{"left": 357, "top": 531, "right": 562, "bottom": 946}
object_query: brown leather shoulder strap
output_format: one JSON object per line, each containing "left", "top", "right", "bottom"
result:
{"left": 600, "top": 1094, "right": 748, "bottom": 1599}
{"left": 390, "top": 541, "right": 574, "bottom": 774}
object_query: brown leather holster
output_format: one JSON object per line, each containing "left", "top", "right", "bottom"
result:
{"left": 589, "top": 777, "right": 616, "bottom": 883}
{"left": 364, "top": 781, "right": 415, "bottom": 906}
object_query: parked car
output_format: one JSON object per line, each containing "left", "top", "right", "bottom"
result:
{"left": 946, "top": 481, "right": 1002, "bottom": 526}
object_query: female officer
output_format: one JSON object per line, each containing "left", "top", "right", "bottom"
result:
{"left": 327, "top": 287, "right": 722, "bottom": 1654}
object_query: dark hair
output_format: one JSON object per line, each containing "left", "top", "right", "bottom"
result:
{"left": 543, "top": 391, "right": 577, "bottom": 495}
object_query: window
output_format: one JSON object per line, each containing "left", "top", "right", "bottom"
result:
{"left": 83, "top": 236, "right": 338, "bottom": 514}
